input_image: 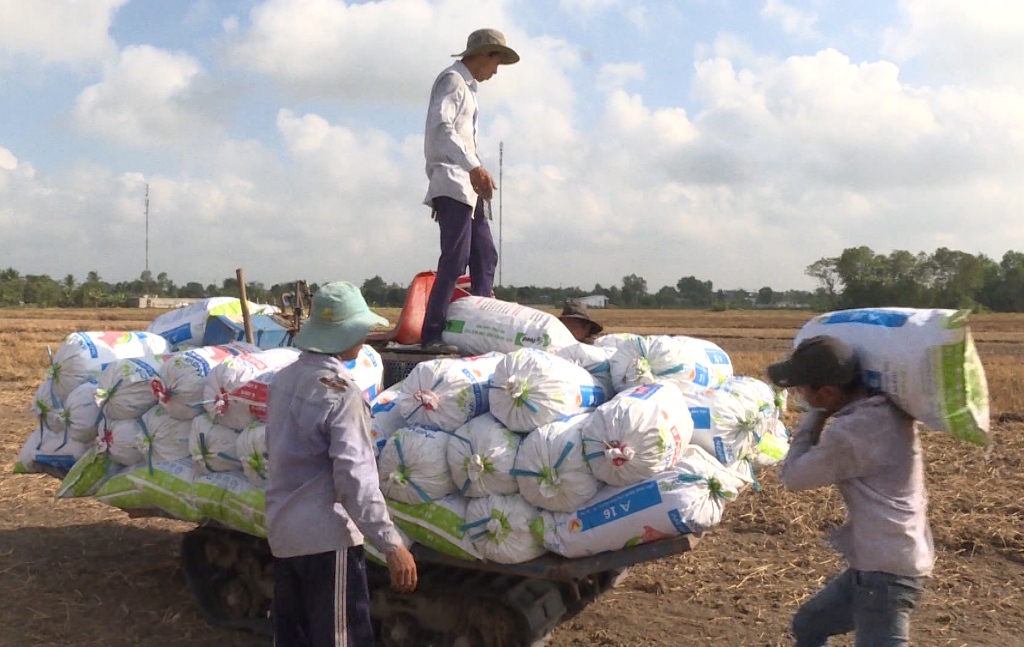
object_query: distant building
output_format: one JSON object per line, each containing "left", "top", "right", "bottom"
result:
{"left": 577, "top": 294, "right": 610, "bottom": 309}
{"left": 128, "top": 296, "right": 203, "bottom": 309}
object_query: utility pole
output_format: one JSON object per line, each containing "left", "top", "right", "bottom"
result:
{"left": 144, "top": 183, "right": 150, "bottom": 296}
{"left": 498, "top": 141, "right": 504, "bottom": 287}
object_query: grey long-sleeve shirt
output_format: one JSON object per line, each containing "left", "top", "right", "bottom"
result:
{"left": 265, "top": 352, "right": 404, "bottom": 559}
{"left": 780, "top": 395, "right": 935, "bottom": 577}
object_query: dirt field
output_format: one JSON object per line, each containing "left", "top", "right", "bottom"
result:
{"left": 1, "top": 308, "right": 1022, "bottom": 647}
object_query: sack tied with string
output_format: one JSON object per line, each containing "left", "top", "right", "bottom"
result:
{"left": 447, "top": 413, "right": 522, "bottom": 498}
{"left": 582, "top": 382, "right": 693, "bottom": 488}
{"left": 512, "top": 413, "right": 599, "bottom": 513}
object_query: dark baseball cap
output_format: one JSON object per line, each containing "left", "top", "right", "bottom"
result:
{"left": 767, "top": 335, "right": 859, "bottom": 389}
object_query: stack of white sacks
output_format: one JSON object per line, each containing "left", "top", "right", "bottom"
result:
{"left": 19, "top": 320, "right": 384, "bottom": 537}
{"left": 367, "top": 299, "right": 789, "bottom": 564}
{"left": 21, "top": 296, "right": 788, "bottom": 565}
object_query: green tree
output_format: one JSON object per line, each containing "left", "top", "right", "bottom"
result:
{"left": 676, "top": 276, "right": 713, "bottom": 308}
{"left": 756, "top": 286, "right": 774, "bottom": 305}
{"left": 361, "top": 276, "right": 388, "bottom": 305}
{"left": 621, "top": 274, "right": 648, "bottom": 307}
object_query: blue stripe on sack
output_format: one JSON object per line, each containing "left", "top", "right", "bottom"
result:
{"left": 689, "top": 407, "right": 711, "bottom": 429}
{"left": 693, "top": 365, "right": 709, "bottom": 387}
{"left": 372, "top": 400, "right": 396, "bottom": 415}
{"left": 705, "top": 349, "right": 730, "bottom": 365}
{"left": 162, "top": 322, "right": 194, "bottom": 346}
{"left": 713, "top": 437, "right": 733, "bottom": 464}
{"left": 668, "top": 509, "right": 692, "bottom": 534}
{"left": 464, "top": 368, "right": 485, "bottom": 415}
{"left": 129, "top": 358, "right": 160, "bottom": 380}
{"left": 579, "top": 385, "right": 604, "bottom": 407}
{"left": 627, "top": 384, "right": 662, "bottom": 400}
{"left": 576, "top": 480, "right": 662, "bottom": 532}
{"left": 820, "top": 309, "right": 910, "bottom": 328}
{"left": 80, "top": 334, "right": 99, "bottom": 359}
{"left": 553, "top": 441, "right": 575, "bottom": 469}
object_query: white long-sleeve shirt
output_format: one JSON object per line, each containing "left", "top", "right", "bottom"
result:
{"left": 779, "top": 395, "right": 935, "bottom": 578}
{"left": 423, "top": 61, "right": 481, "bottom": 208}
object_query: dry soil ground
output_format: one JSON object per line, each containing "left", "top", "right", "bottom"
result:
{"left": 1, "top": 308, "right": 1022, "bottom": 647}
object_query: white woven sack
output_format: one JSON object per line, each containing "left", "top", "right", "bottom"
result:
{"left": 370, "top": 384, "right": 405, "bottom": 458}
{"left": 60, "top": 383, "right": 102, "bottom": 443}
{"left": 541, "top": 446, "right": 751, "bottom": 558}
{"left": 204, "top": 347, "right": 301, "bottom": 430}
{"left": 447, "top": 413, "right": 522, "bottom": 497}
{"left": 609, "top": 335, "right": 714, "bottom": 393}
{"left": 512, "top": 414, "right": 599, "bottom": 512}
{"left": 463, "top": 494, "right": 546, "bottom": 564}
{"left": 190, "top": 412, "right": 243, "bottom": 473}
{"left": 30, "top": 379, "right": 64, "bottom": 432}
{"left": 751, "top": 419, "right": 791, "bottom": 469}
{"left": 377, "top": 425, "right": 456, "bottom": 504}
{"left": 582, "top": 382, "right": 694, "bottom": 487}
{"left": 136, "top": 405, "right": 192, "bottom": 464}
{"left": 441, "top": 296, "right": 576, "bottom": 355}
{"left": 48, "top": 331, "right": 169, "bottom": 402}
{"left": 342, "top": 344, "right": 385, "bottom": 402}
{"left": 489, "top": 348, "right": 607, "bottom": 433}
{"left": 387, "top": 493, "right": 480, "bottom": 561}
{"left": 97, "top": 418, "right": 146, "bottom": 467}
{"left": 672, "top": 336, "right": 734, "bottom": 387}
{"left": 556, "top": 343, "right": 616, "bottom": 396}
{"left": 795, "top": 308, "right": 990, "bottom": 446}
{"left": 237, "top": 422, "right": 269, "bottom": 485}
{"left": 13, "top": 424, "right": 89, "bottom": 474}
{"left": 154, "top": 342, "right": 259, "bottom": 420}
{"left": 683, "top": 377, "right": 777, "bottom": 467}
{"left": 397, "top": 354, "right": 503, "bottom": 432}
{"left": 146, "top": 297, "right": 278, "bottom": 348}
{"left": 94, "top": 356, "right": 164, "bottom": 421}
{"left": 593, "top": 333, "right": 643, "bottom": 351}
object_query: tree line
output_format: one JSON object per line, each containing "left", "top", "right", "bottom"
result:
{"left": 2, "top": 245, "right": 1021, "bottom": 312}
{"left": 806, "top": 247, "right": 1024, "bottom": 311}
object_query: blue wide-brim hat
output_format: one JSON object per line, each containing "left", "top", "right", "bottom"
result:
{"left": 292, "top": 282, "right": 389, "bottom": 354}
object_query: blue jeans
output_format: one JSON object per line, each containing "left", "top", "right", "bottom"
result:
{"left": 793, "top": 569, "right": 924, "bottom": 647}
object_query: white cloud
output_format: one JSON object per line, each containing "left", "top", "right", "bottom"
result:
{"left": 882, "top": 0, "right": 1024, "bottom": 86}
{"left": 760, "top": 0, "right": 819, "bottom": 39}
{"left": 0, "top": 147, "right": 16, "bottom": 171}
{"left": 596, "top": 62, "right": 645, "bottom": 92}
{"left": 558, "top": 0, "right": 619, "bottom": 12}
{"left": 73, "top": 45, "right": 219, "bottom": 147}
{"left": 4, "top": 3, "right": 1024, "bottom": 295}
{"left": 229, "top": 0, "right": 579, "bottom": 114}
{"left": 0, "top": 0, "right": 126, "bottom": 65}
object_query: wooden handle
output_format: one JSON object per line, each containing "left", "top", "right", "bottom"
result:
{"left": 236, "top": 268, "right": 254, "bottom": 345}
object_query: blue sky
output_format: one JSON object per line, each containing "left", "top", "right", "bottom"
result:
{"left": 2, "top": 0, "right": 1023, "bottom": 293}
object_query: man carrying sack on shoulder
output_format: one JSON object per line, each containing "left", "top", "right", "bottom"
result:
{"left": 767, "top": 336, "right": 934, "bottom": 647}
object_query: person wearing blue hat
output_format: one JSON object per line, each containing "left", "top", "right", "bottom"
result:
{"left": 265, "top": 281, "right": 417, "bottom": 647}
{"left": 767, "top": 336, "right": 933, "bottom": 647}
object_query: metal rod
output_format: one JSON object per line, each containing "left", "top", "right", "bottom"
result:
{"left": 498, "top": 141, "right": 503, "bottom": 287}
{"left": 144, "top": 183, "right": 150, "bottom": 296}
{"left": 236, "top": 268, "right": 254, "bottom": 345}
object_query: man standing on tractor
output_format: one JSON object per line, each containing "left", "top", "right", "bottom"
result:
{"left": 265, "top": 282, "right": 417, "bottom": 646}
{"left": 420, "top": 28, "right": 520, "bottom": 352}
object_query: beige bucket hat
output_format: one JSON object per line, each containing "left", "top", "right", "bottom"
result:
{"left": 453, "top": 28, "right": 520, "bottom": 65}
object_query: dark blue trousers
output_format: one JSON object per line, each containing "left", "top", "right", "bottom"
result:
{"left": 272, "top": 546, "right": 374, "bottom": 647}
{"left": 421, "top": 195, "right": 497, "bottom": 343}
